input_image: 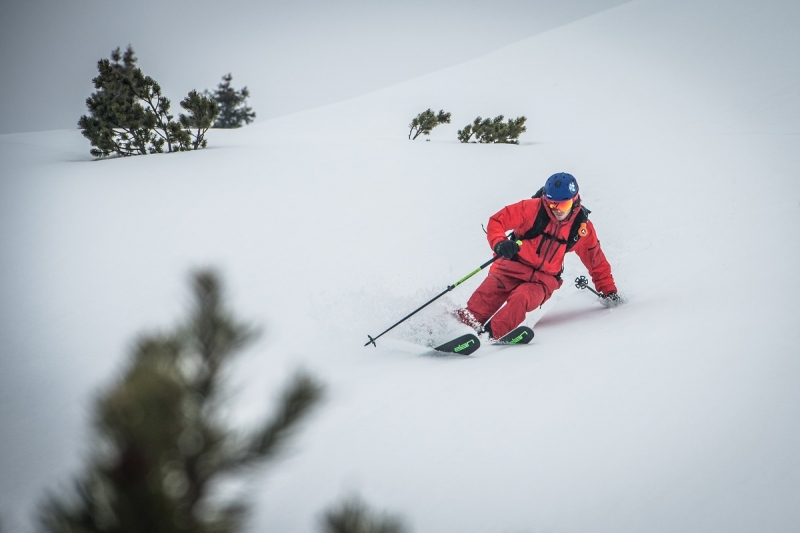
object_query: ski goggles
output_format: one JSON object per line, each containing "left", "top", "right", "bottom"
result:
{"left": 546, "top": 197, "right": 574, "bottom": 212}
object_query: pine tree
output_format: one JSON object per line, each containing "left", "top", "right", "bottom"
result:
{"left": 456, "top": 116, "right": 488, "bottom": 143}
{"left": 504, "top": 116, "right": 528, "bottom": 143}
{"left": 180, "top": 91, "right": 219, "bottom": 150}
{"left": 78, "top": 46, "right": 214, "bottom": 158}
{"left": 78, "top": 46, "right": 150, "bottom": 157}
{"left": 457, "top": 115, "right": 527, "bottom": 144}
{"left": 38, "top": 270, "right": 324, "bottom": 533}
{"left": 128, "top": 70, "right": 191, "bottom": 154}
{"left": 207, "top": 74, "right": 256, "bottom": 129}
{"left": 408, "top": 109, "right": 451, "bottom": 140}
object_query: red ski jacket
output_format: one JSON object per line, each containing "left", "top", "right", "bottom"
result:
{"left": 486, "top": 196, "right": 617, "bottom": 294}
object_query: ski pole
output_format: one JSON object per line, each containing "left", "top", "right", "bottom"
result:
{"left": 574, "top": 275, "right": 601, "bottom": 296}
{"left": 364, "top": 241, "right": 522, "bottom": 347}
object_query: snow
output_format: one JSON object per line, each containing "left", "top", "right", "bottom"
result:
{"left": 2, "top": 0, "right": 799, "bottom": 531}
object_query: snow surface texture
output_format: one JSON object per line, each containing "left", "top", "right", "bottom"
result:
{"left": 1, "top": 0, "right": 799, "bottom": 531}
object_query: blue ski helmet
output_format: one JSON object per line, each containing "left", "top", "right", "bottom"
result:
{"left": 544, "top": 172, "right": 579, "bottom": 201}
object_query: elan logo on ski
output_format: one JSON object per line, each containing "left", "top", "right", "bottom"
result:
{"left": 508, "top": 331, "right": 528, "bottom": 344}
{"left": 494, "top": 326, "right": 534, "bottom": 345}
{"left": 453, "top": 338, "right": 476, "bottom": 353}
{"left": 435, "top": 333, "right": 481, "bottom": 355}
{"left": 433, "top": 326, "right": 534, "bottom": 355}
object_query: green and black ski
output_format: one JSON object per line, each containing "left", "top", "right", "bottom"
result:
{"left": 492, "top": 325, "right": 534, "bottom": 345}
{"left": 434, "top": 333, "right": 481, "bottom": 355}
{"left": 434, "top": 325, "right": 533, "bottom": 355}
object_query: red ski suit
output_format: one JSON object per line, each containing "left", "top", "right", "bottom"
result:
{"left": 465, "top": 195, "right": 616, "bottom": 338}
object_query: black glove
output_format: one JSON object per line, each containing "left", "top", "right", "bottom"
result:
{"left": 494, "top": 240, "right": 520, "bottom": 259}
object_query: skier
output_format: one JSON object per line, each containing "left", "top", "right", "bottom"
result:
{"left": 455, "top": 172, "right": 619, "bottom": 340}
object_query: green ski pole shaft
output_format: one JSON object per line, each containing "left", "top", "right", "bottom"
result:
{"left": 364, "top": 242, "right": 521, "bottom": 347}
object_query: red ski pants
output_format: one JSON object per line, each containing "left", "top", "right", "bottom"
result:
{"left": 466, "top": 259, "right": 562, "bottom": 338}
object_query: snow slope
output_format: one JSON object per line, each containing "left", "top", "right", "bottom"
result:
{"left": 1, "top": 0, "right": 799, "bottom": 531}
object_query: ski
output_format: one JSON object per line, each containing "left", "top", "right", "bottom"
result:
{"left": 434, "top": 333, "right": 481, "bottom": 355}
{"left": 431, "top": 325, "right": 532, "bottom": 355}
{"left": 492, "top": 325, "right": 534, "bottom": 345}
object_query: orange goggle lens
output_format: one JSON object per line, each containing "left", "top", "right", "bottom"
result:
{"left": 547, "top": 198, "right": 574, "bottom": 212}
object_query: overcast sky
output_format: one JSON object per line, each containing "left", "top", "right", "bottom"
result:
{"left": 0, "top": 0, "right": 629, "bottom": 135}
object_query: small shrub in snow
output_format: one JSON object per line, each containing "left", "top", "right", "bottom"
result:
{"left": 206, "top": 74, "right": 256, "bottom": 128}
{"left": 408, "top": 108, "right": 451, "bottom": 140}
{"left": 457, "top": 115, "right": 527, "bottom": 144}
{"left": 78, "top": 46, "right": 218, "bottom": 158}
